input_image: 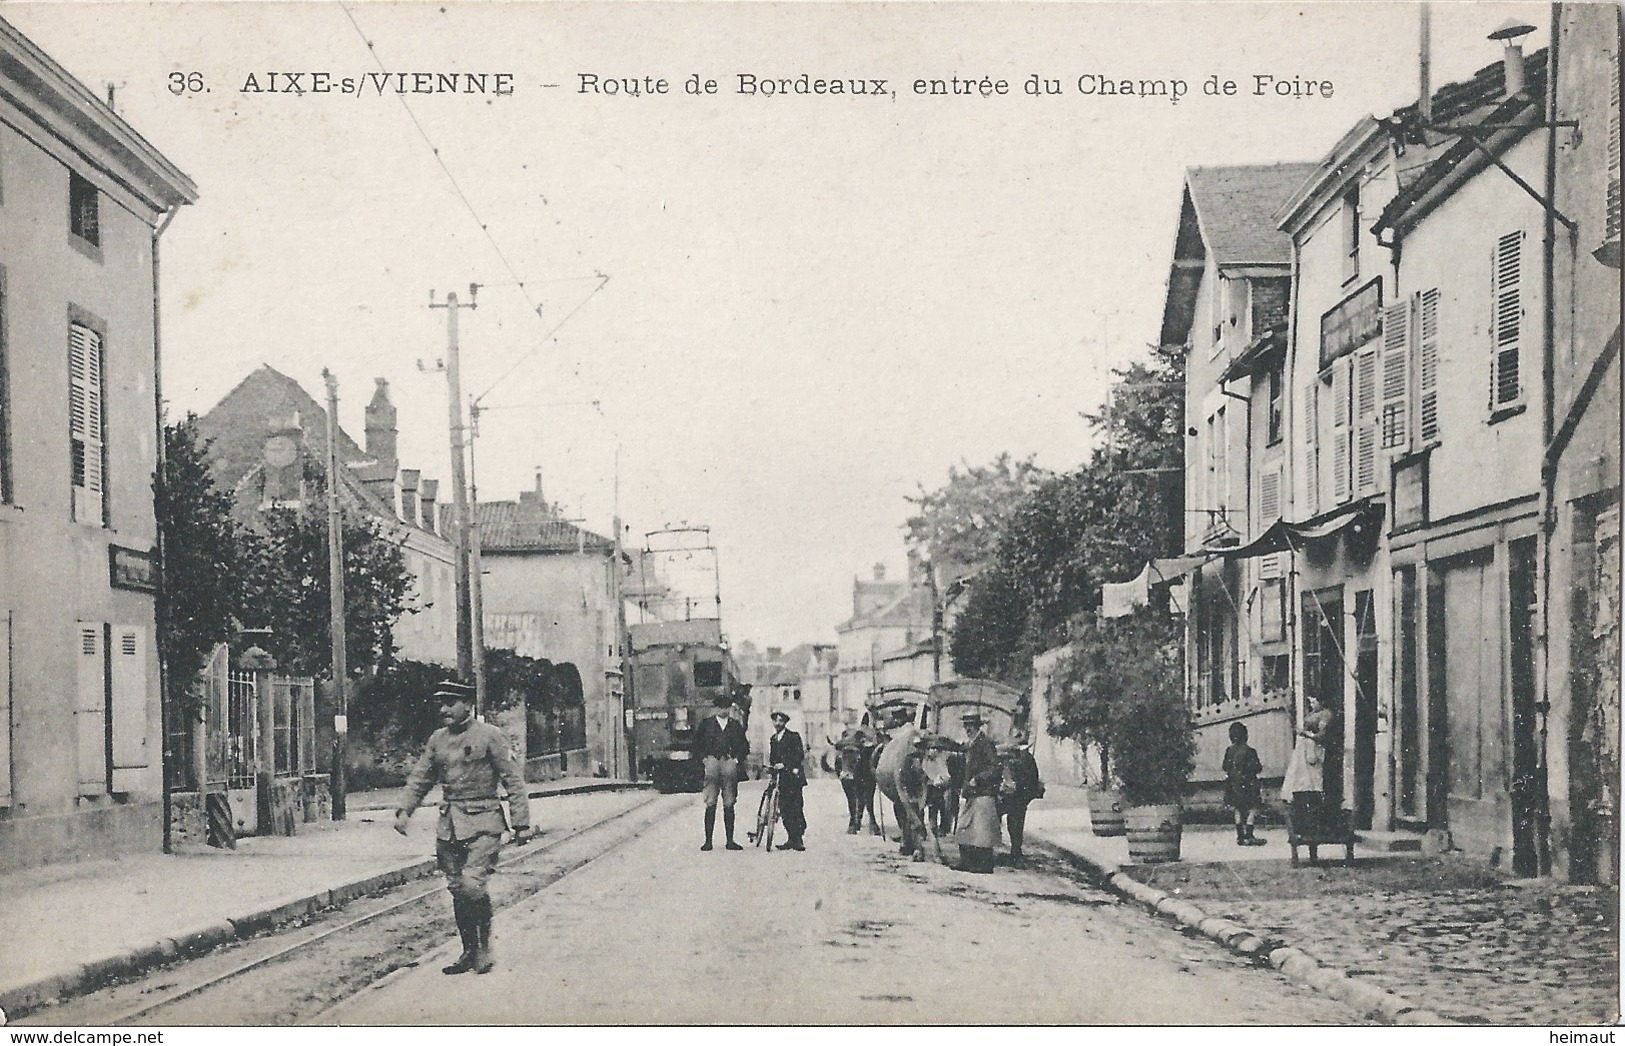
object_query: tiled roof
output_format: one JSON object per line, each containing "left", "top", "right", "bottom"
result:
{"left": 1185, "top": 163, "right": 1319, "bottom": 268}
{"left": 475, "top": 500, "right": 614, "bottom": 554}
{"left": 1375, "top": 51, "right": 1549, "bottom": 234}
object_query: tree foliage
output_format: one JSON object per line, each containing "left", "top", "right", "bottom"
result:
{"left": 904, "top": 452, "right": 1052, "bottom": 582}
{"left": 156, "top": 415, "right": 243, "bottom": 703}
{"left": 235, "top": 465, "right": 413, "bottom": 680}
{"left": 1100, "top": 611, "right": 1193, "bottom": 805}
{"left": 947, "top": 344, "right": 1185, "bottom": 678}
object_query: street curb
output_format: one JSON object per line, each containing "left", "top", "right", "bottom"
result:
{"left": 1028, "top": 830, "right": 1453, "bottom": 1026}
{"left": 0, "top": 782, "right": 644, "bottom": 1020}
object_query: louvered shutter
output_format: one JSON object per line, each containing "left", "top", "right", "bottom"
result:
{"left": 1381, "top": 299, "right": 1412, "bottom": 450}
{"left": 1490, "top": 231, "right": 1524, "bottom": 410}
{"left": 1331, "top": 359, "right": 1352, "bottom": 503}
{"left": 1259, "top": 463, "right": 1282, "bottom": 524}
{"left": 1418, "top": 288, "right": 1442, "bottom": 444}
{"left": 111, "top": 625, "right": 149, "bottom": 791}
{"left": 1355, "top": 346, "right": 1380, "bottom": 494}
{"left": 1302, "top": 381, "right": 1319, "bottom": 517}
{"left": 1607, "top": 55, "right": 1620, "bottom": 243}
{"left": 75, "top": 623, "right": 108, "bottom": 795}
{"left": 1258, "top": 462, "right": 1284, "bottom": 581}
{"left": 69, "top": 324, "right": 105, "bottom": 524}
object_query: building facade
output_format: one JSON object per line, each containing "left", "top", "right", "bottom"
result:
{"left": 0, "top": 18, "right": 196, "bottom": 869}
{"left": 475, "top": 475, "right": 626, "bottom": 779}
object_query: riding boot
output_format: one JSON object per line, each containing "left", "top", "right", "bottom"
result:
{"left": 701, "top": 806, "right": 716, "bottom": 851}
{"left": 472, "top": 897, "right": 495, "bottom": 974}
{"left": 442, "top": 898, "right": 477, "bottom": 974}
{"left": 1236, "top": 822, "right": 1247, "bottom": 846}
{"left": 723, "top": 807, "right": 743, "bottom": 849}
{"left": 1244, "top": 823, "right": 1266, "bottom": 846}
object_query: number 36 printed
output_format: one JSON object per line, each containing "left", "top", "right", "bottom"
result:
{"left": 168, "top": 71, "right": 207, "bottom": 95}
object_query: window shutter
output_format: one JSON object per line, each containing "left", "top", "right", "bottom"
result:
{"left": 75, "top": 623, "right": 108, "bottom": 795}
{"left": 1490, "top": 231, "right": 1524, "bottom": 410}
{"left": 1418, "top": 288, "right": 1442, "bottom": 444}
{"left": 1331, "top": 359, "right": 1352, "bottom": 502}
{"left": 1259, "top": 553, "right": 1283, "bottom": 581}
{"left": 1355, "top": 346, "right": 1380, "bottom": 494}
{"left": 1302, "top": 381, "right": 1319, "bottom": 516}
{"left": 111, "top": 625, "right": 149, "bottom": 790}
{"left": 1259, "top": 463, "right": 1282, "bottom": 524}
{"left": 1381, "top": 298, "right": 1412, "bottom": 450}
{"left": 1607, "top": 55, "right": 1620, "bottom": 243}
{"left": 69, "top": 324, "right": 105, "bottom": 523}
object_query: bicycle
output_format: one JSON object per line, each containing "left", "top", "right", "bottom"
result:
{"left": 748, "top": 767, "right": 781, "bottom": 850}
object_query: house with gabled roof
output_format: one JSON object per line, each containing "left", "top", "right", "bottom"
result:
{"left": 1161, "top": 161, "right": 1318, "bottom": 808}
{"left": 833, "top": 557, "right": 934, "bottom": 731}
{"left": 197, "top": 365, "right": 459, "bottom": 668}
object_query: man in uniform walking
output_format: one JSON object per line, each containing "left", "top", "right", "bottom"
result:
{"left": 768, "top": 710, "right": 807, "bottom": 851}
{"left": 692, "top": 694, "right": 749, "bottom": 850}
{"left": 395, "top": 680, "right": 531, "bottom": 975}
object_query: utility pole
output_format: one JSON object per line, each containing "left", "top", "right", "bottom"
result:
{"left": 322, "top": 369, "right": 350, "bottom": 820}
{"left": 468, "top": 400, "right": 488, "bottom": 717}
{"left": 426, "top": 285, "right": 479, "bottom": 687}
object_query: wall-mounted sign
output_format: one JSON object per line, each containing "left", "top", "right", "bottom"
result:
{"left": 1391, "top": 454, "right": 1429, "bottom": 532}
{"left": 1320, "top": 278, "right": 1383, "bottom": 369}
{"left": 109, "top": 545, "right": 156, "bottom": 593}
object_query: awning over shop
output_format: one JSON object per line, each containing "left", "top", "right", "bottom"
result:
{"left": 1100, "top": 554, "right": 1211, "bottom": 618}
{"left": 1215, "top": 496, "right": 1385, "bottom": 560}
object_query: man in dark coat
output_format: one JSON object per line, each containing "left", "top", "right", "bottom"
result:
{"left": 954, "top": 711, "right": 1002, "bottom": 874}
{"left": 395, "top": 680, "right": 531, "bottom": 975}
{"left": 999, "top": 728, "right": 1045, "bottom": 867}
{"left": 768, "top": 710, "right": 808, "bottom": 850}
{"left": 692, "top": 695, "right": 749, "bottom": 851}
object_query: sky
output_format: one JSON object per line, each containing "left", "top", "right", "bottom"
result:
{"left": 8, "top": 0, "right": 1553, "bottom": 649}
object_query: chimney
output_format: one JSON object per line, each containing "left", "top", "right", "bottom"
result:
{"left": 873, "top": 562, "right": 887, "bottom": 582}
{"left": 1488, "top": 19, "right": 1537, "bottom": 101}
{"left": 419, "top": 479, "right": 439, "bottom": 534}
{"left": 400, "top": 469, "right": 421, "bottom": 527}
{"left": 518, "top": 468, "right": 548, "bottom": 518}
{"left": 364, "top": 378, "right": 398, "bottom": 475}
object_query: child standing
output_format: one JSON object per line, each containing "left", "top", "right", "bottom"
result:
{"left": 1223, "top": 721, "right": 1267, "bottom": 846}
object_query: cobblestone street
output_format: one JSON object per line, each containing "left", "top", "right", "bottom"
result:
{"left": 1122, "top": 853, "right": 1620, "bottom": 1024}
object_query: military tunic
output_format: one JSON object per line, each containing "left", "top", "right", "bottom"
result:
{"left": 399, "top": 719, "right": 530, "bottom": 905}
{"left": 400, "top": 718, "right": 531, "bottom": 838}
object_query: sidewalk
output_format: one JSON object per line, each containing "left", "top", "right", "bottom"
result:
{"left": 1024, "top": 785, "right": 1619, "bottom": 1026}
{"left": 0, "top": 778, "right": 648, "bottom": 1020}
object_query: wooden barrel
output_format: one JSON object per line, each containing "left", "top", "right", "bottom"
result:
{"left": 1087, "top": 787, "right": 1126, "bottom": 837}
{"left": 1124, "top": 803, "right": 1183, "bottom": 863}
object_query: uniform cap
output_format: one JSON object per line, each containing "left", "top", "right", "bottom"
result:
{"left": 770, "top": 711, "right": 790, "bottom": 723}
{"left": 433, "top": 680, "right": 476, "bottom": 703}
{"left": 960, "top": 711, "right": 986, "bottom": 725}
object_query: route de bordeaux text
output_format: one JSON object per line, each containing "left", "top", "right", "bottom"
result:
{"left": 578, "top": 72, "right": 1335, "bottom": 102}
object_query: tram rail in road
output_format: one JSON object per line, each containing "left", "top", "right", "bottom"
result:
{"left": 24, "top": 790, "right": 690, "bottom": 1027}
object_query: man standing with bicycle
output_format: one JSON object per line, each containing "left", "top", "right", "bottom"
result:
{"left": 768, "top": 710, "right": 807, "bottom": 851}
{"left": 694, "top": 695, "right": 750, "bottom": 851}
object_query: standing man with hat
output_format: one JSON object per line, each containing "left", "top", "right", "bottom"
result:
{"left": 394, "top": 680, "right": 531, "bottom": 975}
{"left": 768, "top": 710, "right": 807, "bottom": 851}
{"left": 692, "top": 694, "right": 750, "bottom": 851}
{"left": 954, "top": 711, "right": 1003, "bottom": 874}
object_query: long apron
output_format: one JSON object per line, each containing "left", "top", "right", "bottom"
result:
{"left": 954, "top": 795, "right": 1003, "bottom": 850}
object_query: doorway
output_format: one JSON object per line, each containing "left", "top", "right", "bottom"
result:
{"left": 1353, "top": 591, "right": 1378, "bottom": 830}
{"left": 1301, "top": 588, "right": 1345, "bottom": 815}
